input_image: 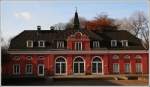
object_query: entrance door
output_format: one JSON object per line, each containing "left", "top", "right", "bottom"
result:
{"left": 38, "top": 64, "right": 44, "bottom": 76}
{"left": 92, "top": 57, "right": 102, "bottom": 74}
{"left": 74, "top": 57, "right": 84, "bottom": 74}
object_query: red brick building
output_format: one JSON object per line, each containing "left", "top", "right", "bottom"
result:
{"left": 2, "top": 11, "right": 148, "bottom": 78}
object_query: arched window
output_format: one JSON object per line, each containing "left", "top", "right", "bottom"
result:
{"left": 55, "top": 57, "right": 66, "bottom": 75}
{"left": 74, "top": 57, "right": 84, "bottom": 74}
{"left": 92, "top": 57, "right": 102, "bottom": 74}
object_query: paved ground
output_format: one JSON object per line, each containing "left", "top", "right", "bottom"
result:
{"left": 2, "top": 78, "right": 148, "bottom": 86}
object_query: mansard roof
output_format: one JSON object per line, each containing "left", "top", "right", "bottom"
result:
{"left": 9, "top": 28, "right": 145, "bottom": 50}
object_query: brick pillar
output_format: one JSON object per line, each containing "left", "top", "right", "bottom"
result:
{"left": 67, "top": 54, "right": 73, "bottom": 75}
{"left": 103, "top": 54, "right": 109, "bottom": 75}
{"left": 49, "top": 55, "right": 54, "bottom": 76}
{"left": 119, "top": 54, "right": 124, "bottom": 74}
{"left": 142, "top": 53, "right": 148, "bottom": 74}
{"left": 131, "top": 54, "right": 136, "bottom": 74}
{"left": 85, "top": 54, "right": 91, "bottom": 75}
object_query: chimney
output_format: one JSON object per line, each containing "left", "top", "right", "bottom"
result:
{"left": 37, "top": 26, "right": 41, "bottom": 31}
{"left": 50, "top": 26, "right": 54, "bottom": 30}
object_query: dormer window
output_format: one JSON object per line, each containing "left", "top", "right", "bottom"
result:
{"left": 93, "top": 41, "right": 100, "bottom": 48}
{"left": 57, "top": 41, "right": 64, "bottom": 48}
{"left": 121, "top": 40, "right": 128, "bottom": 47}
{"left": 75, "top": 42, "right": 82, "bottom": 50}
{"left": 38, "top": 40, "right": 45, "bottom": 47}
{"left": 26, "top": 40, "right": 33, "bottom": 48}
{"left": 111, "top": 40, "right": 117, "bottom": 47}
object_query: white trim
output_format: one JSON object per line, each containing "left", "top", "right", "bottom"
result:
{"left": 111, "top": 40, "right": 117, "bottom": 47}
{"left": 38, "top": 40, "right": 45, "bottom": 47}
{"left": 26, "top": 56, "right": 32, "bottom": 60}
{"left": 93, "top": 41, "right": 100, "bottom": 48}
{"left": 75, "top": 42, "right": 82, "bottom": 50}
{"left": 37, "top": 64, "right": 44, "bottom": 76}
{"left": 55, "top": 56, "right": 67, "bottom": 75}
{"left": 121, "top": 40, "right": 128, "bottom": 47}
{"left": 8, "top": 50, "right": 148, "bottom": 54}
{"left": 13, "top": 64, "right": 20, "bottom": 75}
{"left": 13, "top": 56, "right": 20, "bottom": 60}
{"left": 25, "top": 64, "right": 32, "bottom": 74}
{"left": 135, "top": 55, "right": 142, "bottom": 59}
{"left": 26, "top": 40, "right": 33, "bottom": 48}
{"left": 135, "top": 63, "right": 142, "bottom": 73}
{"left": 91, "top": 56, "right": 103, "bottom": 75}
{"left": 124, "top": 55, "right": 130, "bottom": 59}
{"left": 112, "top": 55, "right": 119, "bottom": 59}
{"left": 113, "top": 63, "right": 120, "bottom": 73}
{"left": 73, "top": 56, "right": 85, "bottom": 75}
{"left": 124, "top": 63, "right": 131, "bottom": 73}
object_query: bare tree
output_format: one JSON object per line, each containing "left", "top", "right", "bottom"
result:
{"left": 117, "top": 11, "right": 149, "bottom": 49}
{"left": 53, "top": 23, "right": 66, "bottom": 30}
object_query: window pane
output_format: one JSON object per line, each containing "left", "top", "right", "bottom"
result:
{"left": 56, "top": 63, "right": 60, "bottom": 73}
{"left": 61, "top": 63, "right": 66, "bottom": 73}
{"left": 125, "top": 64, "right": 130, "bottom": 73}
{"left": 39, "top": 66, "right": 43, "bottom": 74}
{"left": 98, "top": 63, "right": 102, "bottom": 73}
{"left": 74, "top": 63, "right": 78, "bottom": 73}
{"left": 92, "top": 63, "right": 96, "bottom": 73}
{"left": 80, "top": 63, "right": 84, "bottom": 73}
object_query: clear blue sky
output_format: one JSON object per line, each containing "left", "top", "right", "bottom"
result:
{"left": 1, "top": 0, "right": 149, "bottom": 43}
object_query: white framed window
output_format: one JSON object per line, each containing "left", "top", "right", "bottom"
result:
{"left": 13, "top": 64, "right": 20, "bottom": 75}
{"left": 37, "top": 64, "right": 44, "bottom": 76}
{"left": 93, "top": 41, "right": 100, "bottom": 48}
{"left": 27, "top": 56, "right": 32, "bottom": 60}
{"left": 25, "top": 64, "right": 32, "bottom": 74}
{"left": 124, "top": 55, "right": 130, "bottom": 59}
{"left": 57, "top": 41, "right": 64, "bottom": 48}
{"left": 112, "top": 55, "right": 119, "bottom": 59}
{"left": 111, "top": 40, "right": 117, "bottom": 47}
{"left": 13, "top": 56, "right": 20, "bottom": 60}
{"left": 26, "top": 40, "right": 33, "bottom": 48}
{"left": 136, "top": 63, "right": 142, "bottom": 73}
{"left": 75, "top": 42, "right": 82, "bottom": 50}
{"left": 38, "top": 40, "right": 45, "bottom": 47}
{"left": 121, "top": 40, "right": 128, "bottom": 47}
{"left": 125, "top": 63, "right": 131, "bottom": 73}
{"left": 113, "top": 63, "right": 119, "bottom": 73}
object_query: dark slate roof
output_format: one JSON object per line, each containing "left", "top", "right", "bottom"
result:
{"left": 9, "top": 29, "right": 145, "bottom": 51}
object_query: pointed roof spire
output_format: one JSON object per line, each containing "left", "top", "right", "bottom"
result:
{"left": 74, "top": 7, "right": 80, "bottom": 29}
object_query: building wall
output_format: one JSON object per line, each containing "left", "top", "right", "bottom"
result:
{"left": 2, "top": 53, "right": 148, "bottom": 78}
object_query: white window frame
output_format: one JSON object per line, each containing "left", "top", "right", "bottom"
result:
{"left": 26, "top": 40, "right": 33, "bottom": 48}
{"left": 25, "top": 64, "right": 32, "bottom": 74}
{"left": 57, "top": 41, "right": 64, "bottom": 48}
{"left": 93, "top": 41, "right": 100, "bottom": 48}
{"left": 55, "top": 56, "right": 67, "bottom": 75}
{"left": 75, "top": 42, "right": 82, "bottom": 50}
{"left": 91, "top": 56, "right": 103, "bottom": 74}
{"left": 38, "top": 40, "right": 45, "bottom": 47}
{"left": 121, "top": 40, "right": 128, "bottom": 47}
{"left": 136, "top": 63, "right": 142, "bottom": 73}
{"left": 13, "top": 64, "right": 20, "bottom": 75}
{"left": 111, "top": 40, "right": 117, "bottom": 47}
{"left": 113, "top": 63, "right": 119, "bottom": 73}
{"left": 73, "top": 56, "right": 85, "bottom": 75}
{"left": 37, "top": 64, "right": 44, "bottom": 76}
{"left": 125, "top": 63, "right": 131, "bottom": 73}
{"left": 27, "top": 56, "right": 32, "bottom": 60}
{"left": 112, "top": 55, "right": 119, "bottom": 59}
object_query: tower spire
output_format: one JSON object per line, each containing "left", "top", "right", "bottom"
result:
{"left": 74, "top": 7, "right": 80, "bottom": 29}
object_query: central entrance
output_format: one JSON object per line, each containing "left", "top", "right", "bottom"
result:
{"left": 73, "top": 56, "right": 85, "bottom": 74}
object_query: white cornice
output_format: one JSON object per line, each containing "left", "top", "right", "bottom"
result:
{"left": 8, "top": 50, "right": 148, "bottom": 54}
